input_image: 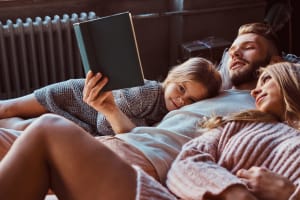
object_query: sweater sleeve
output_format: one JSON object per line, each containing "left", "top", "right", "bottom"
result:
{"left": 166, "top": 127, "right": 245, "bottom": 199}
{"left": 96, "top": 80, "right": 166, "bottom": 135}
{"left": 116, "top": 80, "right": 164, "bottom": 118}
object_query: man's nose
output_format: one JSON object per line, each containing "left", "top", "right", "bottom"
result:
{"left": 230, "top": 48, "right": 241, "bottom": 58}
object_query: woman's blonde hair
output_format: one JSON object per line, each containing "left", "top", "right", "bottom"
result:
{"left": 162, "top": 57, "right": 222, "bottom": 98}
{"left": 201, "top": 62, "right": 300, "bottom": 129}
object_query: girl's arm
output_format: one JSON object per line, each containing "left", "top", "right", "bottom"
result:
{"left": 83, "top": 71, "right": 136, "bottom": 134}
{"left": 99, "top": 102, "right": 136, "bottom": 134}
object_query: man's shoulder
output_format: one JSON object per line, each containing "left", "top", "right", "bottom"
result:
{"left": 178, "top": 88, "right": 255, "bottom": 117}
{"left": 223, "top": 88, "right": 251, "bottom": 94}
{"left": 203, "top": 89, "right": 252, "bottom": 101}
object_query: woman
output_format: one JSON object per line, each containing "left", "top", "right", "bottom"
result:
{"left": 0, "top": 62, "right": 298, "bottom": 200}
{"left": 166, "top": 61, "right": 300, "bottom": 200}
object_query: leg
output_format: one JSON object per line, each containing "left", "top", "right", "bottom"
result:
{"left": 0, "top": 114, "right": 137, "bottom": 200}
{"left": 0, "top": 93, "right": 47, "bottom": 118}
{"left": 0, "top": 117, "right": 36, "bottom": 130}
{"left": 0, "top": 128, "right": 18, "bottom": 159}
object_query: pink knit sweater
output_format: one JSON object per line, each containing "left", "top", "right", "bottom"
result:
{"left": 166, "top": 121, "right": 300, "bottom": 200}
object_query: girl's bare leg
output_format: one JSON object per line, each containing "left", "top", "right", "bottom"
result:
{"left": 0, "top": 128, "right": 18, "bottom": 160}
{"left": 0, "top": 114, "right": 137, "bottom": 200}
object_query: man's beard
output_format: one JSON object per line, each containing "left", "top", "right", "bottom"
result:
{"left": 230, "top": 57, "right": 271, "bottom": 87}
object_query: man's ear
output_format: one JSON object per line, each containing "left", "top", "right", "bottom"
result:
{"left": 270, "top": 55, "right": 284, "bottom": 64}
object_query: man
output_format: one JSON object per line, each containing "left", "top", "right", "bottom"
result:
{"left": 0, "top": 22, "right": 286, "bottom": 200}
{"left": 0, "top": 22, "right": 281, "bottom": 124}
{"left": 0, "top": 22, "right": 282, "bottom": 149}
{"left": 0, "top": 23, "right": 281, "bottom": 162}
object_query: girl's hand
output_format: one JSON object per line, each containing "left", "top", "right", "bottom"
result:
{"left": 83, "top": 71, "right": 117, "bottom": 114}
{"left": 237, "top": 166, "right": 296, "bottom": 200}
{"left": 83, "top": 71, "right": 136, "bottom": 133}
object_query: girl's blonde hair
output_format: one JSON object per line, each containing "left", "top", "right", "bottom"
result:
{"left": 162, "top": 57, "right": 222, "bottom": 98}
{"left": 201, "top": 62, "right": 300, "bottom": 129}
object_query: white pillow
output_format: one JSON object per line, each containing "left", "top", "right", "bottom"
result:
{"left": 217, "top": 49, "right": 232, "bottom": 90}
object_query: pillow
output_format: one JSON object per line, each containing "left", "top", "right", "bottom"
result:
{"left": 283, "top": 53, "right": 300, "bottom": 63}
{"left": 217, "top": 49, "right": 232, "bottom": 90}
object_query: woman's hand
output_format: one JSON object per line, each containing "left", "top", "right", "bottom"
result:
{"left": 217, "top": 185, "right": 257, "bottom": 200}
{"left": 83, "top": 71, "right": 116, "bottom": 115}
{"left": 237, "top": 166, "right": 296, "bottom": 200}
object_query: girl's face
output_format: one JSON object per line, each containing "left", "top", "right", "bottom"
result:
{"left": 251, "top": 71, "right": 285, "bottom": 119}
{"left": 163, "top": 81, "right": 208, "bottom": 111}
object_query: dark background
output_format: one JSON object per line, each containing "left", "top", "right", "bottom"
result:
{"left": 0, "top": 0, "right": 298, "bottom": 80}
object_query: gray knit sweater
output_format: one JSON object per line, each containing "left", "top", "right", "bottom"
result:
{"left": 34, "top": 79, "right": 168, "bottom": 136}
{"left": 165, "top": 121, "right": 300, "bottom": 200}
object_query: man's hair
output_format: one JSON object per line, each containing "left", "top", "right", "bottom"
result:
{"left": 238, "top": 22, "right": 282, "bottom": 55}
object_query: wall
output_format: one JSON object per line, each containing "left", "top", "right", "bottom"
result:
{"left": 0, "top": 0, "right": 269, "bottom": 81}
{"left": 168, "top": 0, "right": 267, "bottom": 65}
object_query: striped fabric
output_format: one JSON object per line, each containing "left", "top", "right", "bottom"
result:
{"left": 167, "top": 121, "right": 300, "bottom": 199}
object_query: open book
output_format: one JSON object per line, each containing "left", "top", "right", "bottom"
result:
{"left": 73, "top": 12, "right": 145, "bottom": 91}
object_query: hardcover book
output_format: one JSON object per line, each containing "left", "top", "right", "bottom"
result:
{"left": 73, "top": 12, "right": 145, "bottom": 91}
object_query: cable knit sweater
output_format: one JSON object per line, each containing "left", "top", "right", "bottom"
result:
{"left": 34, "top": 79, "right": 168, "bottom": 136}
{"left": 166, "top": 121, "right": 300, "bottom": 200}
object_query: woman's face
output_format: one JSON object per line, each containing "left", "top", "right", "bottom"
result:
{"left": 251, "top": 71, "right": 285, "bottom": 119}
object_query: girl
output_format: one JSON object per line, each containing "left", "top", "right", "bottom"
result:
{"left": 0, "top": 62, "right": 298, "bottom": 200}
{"left": 0, "top": 57, "right": 221, "bottom": 135}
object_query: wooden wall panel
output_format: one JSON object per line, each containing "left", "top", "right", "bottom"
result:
{"left": 0, "top": 0, "right": 277, "bottom": 81}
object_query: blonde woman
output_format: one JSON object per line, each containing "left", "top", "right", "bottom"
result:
{"left": 166, "top": 62, "right": 300, "bottom": 200}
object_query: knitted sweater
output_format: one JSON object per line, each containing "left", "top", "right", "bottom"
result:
{"left": 34, "top": 79, "right": 168, "bottom": 136}
{"left": 166, "top": 121, "right": 300, "bottom": 200}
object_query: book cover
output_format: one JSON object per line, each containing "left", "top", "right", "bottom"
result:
{"left": 73, "top": 12, "right": 145, "bottom": 91}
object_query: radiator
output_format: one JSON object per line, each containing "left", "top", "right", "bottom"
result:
{"left": 0, "top": 12, "right": 97, "bottom": 99}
